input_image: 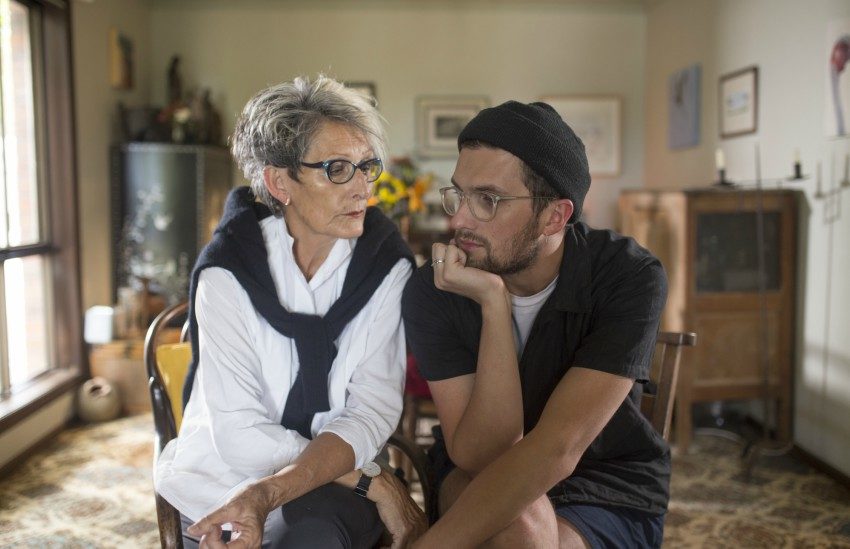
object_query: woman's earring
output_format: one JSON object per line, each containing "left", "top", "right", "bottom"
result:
{"left": 283, "top": 195, "right": 291, "bottom": 206}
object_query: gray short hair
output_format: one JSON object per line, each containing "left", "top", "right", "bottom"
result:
{"left": 230, "top": 75, "right": 388, "bottom": 216}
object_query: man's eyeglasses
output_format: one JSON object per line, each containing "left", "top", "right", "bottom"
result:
{"left": 300, "top": 158, "right": 383, "bottom": 184}
{"left": 439, "top": 186, "right": 551, "bottom": 222}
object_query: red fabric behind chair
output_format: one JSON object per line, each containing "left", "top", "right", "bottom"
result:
{"left": 404, "top": 353, "right": 432, "bottom": 399}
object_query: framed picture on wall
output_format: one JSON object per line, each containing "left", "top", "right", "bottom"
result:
{"left": 416, "top": 96, "right": 490, "bottom": 158}
{"left": 541, "top": 95, "right": 622, "bottom": 177}
{"left": 668, "top": 63, "right": 701, "bottom": 149}
{"left": 825, "top": 21, "right": 850, "bottom": 137}
{"left": 109, "top": 27, "right": 134, "bottom": 90}
{"left": 719, "top": 66, "right": 758, "bottom": 138}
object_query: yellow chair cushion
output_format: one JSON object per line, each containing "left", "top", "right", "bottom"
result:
{"left": 156, "top": 342, "right": 191, "bottom": 432}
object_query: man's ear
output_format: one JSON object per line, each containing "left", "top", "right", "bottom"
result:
{"left": 263, "top": 166, "right": 292, "bottom": 206}
{"left": 540, "top": 199, "right": 574, "bottom": 236}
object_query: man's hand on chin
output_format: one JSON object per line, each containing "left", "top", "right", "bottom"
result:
{"left": 431, "top": 241, "right": 507, "bottom": 308}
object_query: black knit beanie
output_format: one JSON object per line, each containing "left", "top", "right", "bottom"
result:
{"left": 457, "top": 100, "right": 591, "bottom": 223}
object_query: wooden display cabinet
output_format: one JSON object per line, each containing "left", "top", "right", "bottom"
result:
{"left": 619, "top": 188, "right": 800, "bottom": 451}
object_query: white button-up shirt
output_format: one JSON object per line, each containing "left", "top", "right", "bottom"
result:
{"left": 154, "top": 214, "right": 411, "bottom": 521}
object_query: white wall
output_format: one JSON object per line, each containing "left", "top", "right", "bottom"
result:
{"left": 0, "top": 393, "right": 74, "bottom": 470}
{"left": 645, "top": 0, "right": 850, "bottom": 476}
{"left": 73, "top": 0, "right": 152, "bottom": 310}
{"left": 146, "top": 0, "right": 646, "bottom": 231}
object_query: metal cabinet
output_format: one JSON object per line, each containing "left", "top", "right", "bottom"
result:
{"left": 110, "top": 143, "right": 231, "bottom": 301}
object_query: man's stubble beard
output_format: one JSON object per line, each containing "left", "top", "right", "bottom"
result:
{"left": 457, "top": 214, "right": 541, "bottom": 276}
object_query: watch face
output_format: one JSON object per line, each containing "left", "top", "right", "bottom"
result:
{"left": 361, "top": 461, "right": 381, "bottom": 478}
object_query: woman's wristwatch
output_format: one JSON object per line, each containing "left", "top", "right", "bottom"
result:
{"left": 354, "top": 461, "right": 382, "bottom": 498}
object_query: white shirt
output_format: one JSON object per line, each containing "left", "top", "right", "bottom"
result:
{"left": 510, "top": 276, "right": 558, "bottom": 357}
{"left": 154, "top": 214, "right": 411, "bottom": 522}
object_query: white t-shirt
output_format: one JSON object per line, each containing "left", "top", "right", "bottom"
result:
{"left": 510, "top": 276, "right": 559, "bottom": 357}
{"left": 154, "top": 214, "right": 411, "bottom": 522}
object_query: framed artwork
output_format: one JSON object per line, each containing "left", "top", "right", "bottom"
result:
{"left": 668, "top": 64, "right": 701, "bottom": 149}
{"left": 346, "top": 81, "right": 377, "bottom": 104}
{"left": 109, "top": 28, "right": 134, "bottom": 90}
{"left": 719, "top": 66, "right": 758, "bottom": 138}
{"left": 825, "top": 20, "right": 850, "bottom": 137}
{"left": 542, "top": 95, "right": 621, "bottom": 177}
{"left": 416, "top": 95, "right": 490, "bottom": 158}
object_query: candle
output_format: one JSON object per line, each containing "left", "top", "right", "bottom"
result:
{"left": 715, "top": 149, "right": 725, "bottom": 170}
{"left": 793, "top": 148, "right": 802, "bottom": 179}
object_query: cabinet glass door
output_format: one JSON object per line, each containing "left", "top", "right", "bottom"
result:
{"left": 695, "top": 212, "right": 781, "bottom": 293}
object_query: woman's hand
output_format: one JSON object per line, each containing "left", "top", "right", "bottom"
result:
{"left": 188, "top": 480, "right": 276, "bottom": 548}
{"left": 431, "top": 242, "right": 507, "bottom": 309}
{"left": 370, "top": 471, "right": 428, "bottom": 548}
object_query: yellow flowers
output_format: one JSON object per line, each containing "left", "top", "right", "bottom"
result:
{"left": 368, "top": 158, "right": 433, "bottom": 218}
{"left": 370, "top": 171, "right": 408, "bottom": 208}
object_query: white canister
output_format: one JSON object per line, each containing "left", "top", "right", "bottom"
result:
{"left": 84, "top": 306, "right": 114, "bottom": 344}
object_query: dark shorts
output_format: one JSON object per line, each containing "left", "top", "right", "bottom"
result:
{"left": 554, "top": 503, "right": 664, "bottom": 549}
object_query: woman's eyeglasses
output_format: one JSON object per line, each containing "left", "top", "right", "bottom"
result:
{"left": 300, "top": 158, "right": 383, "bottom": 184}
{"left": 439, "top": 186, "right": 551, "bottom": 222}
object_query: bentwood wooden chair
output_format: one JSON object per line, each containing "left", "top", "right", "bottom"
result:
{"left": 144, "top": 302, "right": 434, "bottom": 549}
{"left": 641, "top": 332, "right": 698, "bottom": 441}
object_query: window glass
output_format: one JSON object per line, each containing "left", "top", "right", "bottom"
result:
{"left": 1, "top": 0, "right": 41, "bottom": 246}
{"left": 5, "top": 255, "right": 50, "bottom": 386}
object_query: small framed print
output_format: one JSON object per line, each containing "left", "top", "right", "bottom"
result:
{"left": 542, "top": 95, "right": 622, "bottom": 177}
{"left": 416, "top": 95, "right": 490, "bottom": 158}
{"left": 719, "top": 66, "right": 758, "bottom": 139}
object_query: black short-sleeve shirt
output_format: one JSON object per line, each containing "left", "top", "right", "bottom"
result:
{"left": 401, "top": 223, "right": 670, "bottom": 515}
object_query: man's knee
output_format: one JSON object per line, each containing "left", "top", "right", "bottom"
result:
{"left": 485, "top": 496, "right": 558, "bottom": 549}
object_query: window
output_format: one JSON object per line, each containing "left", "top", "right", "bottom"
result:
{"left": 0, "top": 0, "right": 81, "bottom": 426}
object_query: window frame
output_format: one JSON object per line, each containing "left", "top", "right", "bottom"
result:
{"left": 0, "top": 0, "right": 83, "bottom": 432}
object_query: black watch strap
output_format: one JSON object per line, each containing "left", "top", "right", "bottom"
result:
{"left": 354, "top": 473, "right": 372, "bottom": 498}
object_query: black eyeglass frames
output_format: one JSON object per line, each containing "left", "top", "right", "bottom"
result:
{"left": 300, "top": 158, "right": 383, "bottom": 184}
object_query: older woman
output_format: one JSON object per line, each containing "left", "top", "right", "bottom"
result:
{"left": 154, "top": 75, "right": 424, "bottom": 548}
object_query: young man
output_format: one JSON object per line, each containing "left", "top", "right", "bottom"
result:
{"left": 402, "top": 101, "right": 668, "bottom": 548}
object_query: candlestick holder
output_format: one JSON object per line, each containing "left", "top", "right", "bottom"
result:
{"left": 785, "top": 161, "right": 810, "bottom": 182}
{"left": 713, "top": 168, "right": 735, "bottom": 187}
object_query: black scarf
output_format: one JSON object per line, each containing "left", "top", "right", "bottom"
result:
{"left": 182, "top": 186, "right": 413, "bottom": 438}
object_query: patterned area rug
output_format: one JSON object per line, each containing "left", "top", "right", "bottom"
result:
{"left": 0, "top": 415, "right": 159, "bottom": 548}
{"left": 1, "top": 414, "right": 849, "bottom": 548}
{"left": 666, "top": 433, "right": 850, "bottom": 548}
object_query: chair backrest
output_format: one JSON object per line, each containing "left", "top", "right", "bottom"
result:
{"left": 641, "top": 331, "right": 697, "bottom": 441}
{"left": 144, "top": 301, "right": 189, "bottom": 549}
{"left": 144, "top": 301, "right": 436, "bottom": 546}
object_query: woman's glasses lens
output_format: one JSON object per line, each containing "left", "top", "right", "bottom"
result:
{"left": 363, "top": 159, "right": 383, "bottom": 182}
{"left": 324, "top": 159, "right": 383, "bottom": 184}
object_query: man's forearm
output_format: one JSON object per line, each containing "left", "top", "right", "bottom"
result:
{"left": 451, "top": 296, "right": 524, "bottom": 472}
